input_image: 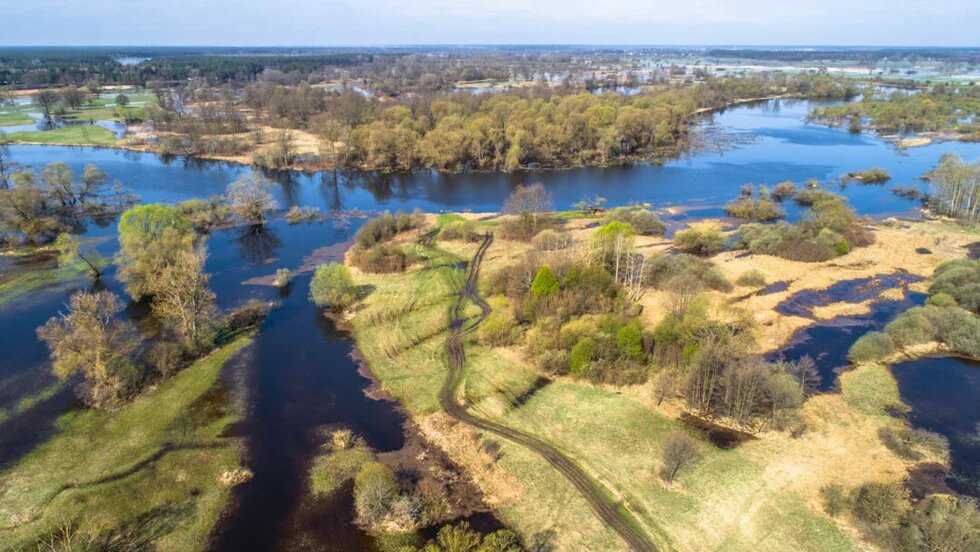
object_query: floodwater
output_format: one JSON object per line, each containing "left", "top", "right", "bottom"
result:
{"left": 3, "top": 96, "right": 980, "bottom": 549}
{"left": 892, "top": 357, "right": 980, "bottom": 497}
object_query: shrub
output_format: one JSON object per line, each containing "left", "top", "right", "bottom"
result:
{"left": 926, "top": 292, "right": 957, "bottom": 307}
{"left": 285, "top": 205, "right": 320, "bottom": 224}
{"left": 645, "top": 253, "right": 732, "bottom": 292}
{"left": 884, "top": 308, "right": 936, "bottom": 348}
{"left": 846, "top": 168, "right": 891, "bottom": 184}
{"left": 724, "top": 198, "right": 785, "bottom": 221}
{"left": 224, "top": 299, "right": 271, "bottom": 331}
{"left": 616, "top": 319, "right": 645, "bottom": 360}
{"left": 929, "top": 259, "right": 980, "bottom": 314}
{"left": 879, "top": 426, "right": 949, "bottom": 460}
{"left": 660, "top": 432, "right": 701, "bottom": 482}
{"left": 532, "top": 228, "right": 571, "bottom": 251}
{"left": 821, "top": 484, "right": 853, "bottom": 517}
{"left": 439, "top": 219, "right": 478, "bottom": 241}
{"left": 772, "top": 181, "right": 797, "bottom": 200}
{"left": 603, "top": 206, "right": 666, "bottom": 236}
{"left": 273, "top": 268, "right": 291, "bottom": 288}
{"left": 350, "top": 244, "right": 418, "bottom": 274}
{"left": 895, "top": 495, "right": 980, "bottom": 552}
{"left": 309, "top": 263, "right": 356, "bottom": 311}
{"left": 736, "top": 269, "right": 766, "bottom": 287}
{"left": 355, "top": 210, "right": 424, "bottom": 247}
{"left": 848, "top": 332, "right": 896, "bottom": 363}
{"left": 354, "top": 462, "right": 400, "bottom": 526}
{"left": 674, "top": 225, "right": 725, "bottom": 256}
{"left": 530, "top": 265, "right": 560, "bottom": 297}
{"left": 853, "top": 482, "right": 906, "bottom": 525}
{"left": 146, "top": 340, "right": 186, "bottom": 378}
{"left": 569, "top": 337, "right": 596, "bottom": 375}
{"left": 479, "top": 306, "right": 521, "bottom": 347}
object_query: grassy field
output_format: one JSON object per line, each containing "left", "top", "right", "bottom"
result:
{"left": 0, "top": 333, "right": 253, "bottom": 551}
{"left": 5, "top": 125, "right": 118, "bottom": 146}
{"left": 0, "top": 112, "right": 34, "bottom": 127}
{"left": 346, "top": 219, "right": 929, "bottom": 551}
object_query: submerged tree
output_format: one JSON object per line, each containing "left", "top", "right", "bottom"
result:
{"left": 227, "top": 175, "right": 279, "bottom": 224}
{"left": 146, "top": 249, "right": 217, "bottom": 352}
{"left": 116, "top": 204, "right": 194, "bottom": 300}
{"left": 54, "top": 233, "right": 106, "bottom": 279}
{"left": 37, "top": 290, "right": 141, "bottom": 408}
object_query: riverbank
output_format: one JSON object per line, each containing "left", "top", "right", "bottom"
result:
{"left": 0, "top": 333, "right": 253, "bottom": 550}
{"left": 343, "top": 215, "right": 957, "bottom": 551}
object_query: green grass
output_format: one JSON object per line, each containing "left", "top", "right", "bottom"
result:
{"left": 0, "top": 333, "right": 253, "bottom": 550}
{"left": 0, "top": 262, "right": 85, "bottom": 307}
{"left": 308, "top": 444, "right": 373, "bottom": 497}
{"left": 435, "top": 213, "right": 467, "bottom": 229}
{"left": 5, "top": 125, "right": 118, "bottom": 146}
{"left": 0, "top": 381, "right": 66, "bottom": 426}
{"left": 0, "top": 112, "right": 34, "bottom": 126}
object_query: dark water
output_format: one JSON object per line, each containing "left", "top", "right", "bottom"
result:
{"left": 4, "top": 96, "right": 980, "bottom": 548}
{"left": 10, "top": 100, "right": 980, "bottom": 217}
{"left": 892, "top": 357, "right": 980, "bottom": 497}
{"left": 770, "top": 289, "right": 927, "bottom": 392}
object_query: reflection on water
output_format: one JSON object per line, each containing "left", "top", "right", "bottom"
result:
{"left": 893, "top": 357, "right": 980, "bottom": 497}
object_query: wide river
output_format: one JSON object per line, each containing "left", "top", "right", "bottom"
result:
{"left": 2, "top": 98, "right": 979, "bottom": 549}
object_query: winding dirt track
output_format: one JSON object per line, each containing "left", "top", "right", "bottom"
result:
{"left": 438, "top": 233, "right": 658, "bottom": 552}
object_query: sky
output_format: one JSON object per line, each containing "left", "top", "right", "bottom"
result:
{"left": 3, "top": 0, "right": 978, "bottom": 47}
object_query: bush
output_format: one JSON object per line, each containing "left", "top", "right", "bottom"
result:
{"left": 821, "top": 484, "right": 853, "bottom": 517}
{"left": 853, "top": 482, "right": 906, "bottom": 525}
{"left": 310, "top": 263, "right": 356, "bottom": 311}
{"left": 273, "top": 268, "right": 291, "bottom": 288}
{"left": 674, "top": 225, "right": 725, "bottom": 256}
{"left": 885, "top": 308, "right": 936, "bottom": 348}
{"left": 530, "top": 265, "right": 560, "bottom": 297}
{"left": 736, "top": 269, "right": 766, "bottom": 287}
{"left": 926, "top": 292, "right": 957, "bottom": 307}
{"left": 224, "top": 299, "right": 271, "bottom": 331}
{"left": 350, "top": 244, "right": 418, "bottom": 274}
{"left": 603, "top": 206, "right": 666, "bottom": 236}
{"left": 895, "top": 495, "right": 980, "bottom": 552}
{"left": 772, "top": 181, "right": 797, "bottom": 200}
{"left": 439, "top": 219, "right": 478, "bottom": 241}
{"left": 848, "top": 331, "right": 896, "bottom": 363}
{"left": 355, "top": 210, "right": 424, "bottom": 247}
{"left": 645, "top": 253, "right": 732, "bottom": 292}
{"left": 285, "top": 205, "right": 321, "bottom": 224}
{"left": 846, "top": 168, "right": 891, "bottom": 184}
{"left": 479, "top": 304, "right": 521, "bottom": 347}
{"left": 724, "top": 198, "right": 785, "bottom": 221}
{"left": 929, "top": 259, "right": 980, "bottom": 314}
{"left": 532, "top": 228, "right": 571, "bottom": 251}
{"left": 354, "top": 462, "right": 400, "bottom": 526}
{"left": 569, "top": 337, "right": 596, "bottom": 375}
{"left": 146, "top": 340, "right": 186, "bottom": 378}
{"left": 879, "top": 426, "right": 949, "bottom": 460}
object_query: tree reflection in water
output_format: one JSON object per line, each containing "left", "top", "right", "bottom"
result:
{"left": 235, "top": 224, "right": 282, "bottom": 265}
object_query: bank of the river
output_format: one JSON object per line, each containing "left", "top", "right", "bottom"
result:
{"left": 0, "top": 333, "right": 253, "bottom": 550}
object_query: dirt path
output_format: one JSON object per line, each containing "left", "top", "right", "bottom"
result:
{"left": 438, "top": 233, "right": 659, "bottom": 552}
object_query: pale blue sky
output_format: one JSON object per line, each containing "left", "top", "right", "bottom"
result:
{"left": 3, "top": 0, "right": 978, "bottom": 46}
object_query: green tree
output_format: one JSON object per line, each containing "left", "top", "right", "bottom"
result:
{"left": 116, "top": 204, "right": 194, "bottom": 300}
{"left": 146, "top": 250, "right": 217, "bottom": 352}
{"left": 529, "top": 265, "right": 559, "bottom": 296}
{"left": 36, "top": 290, "right": 141, "bottom": 409}
{"left": 310, "top": 263, "right": 357, "bottom": 311}
{"left": 54, "top": 233, "right": 106, "bottom": 279}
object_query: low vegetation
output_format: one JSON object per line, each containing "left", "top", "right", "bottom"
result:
{"left": 735, "top": 192, "right": 872, "bottom": 262}
{"left": 845, "top": 168, "right": 891, "bottom": 184}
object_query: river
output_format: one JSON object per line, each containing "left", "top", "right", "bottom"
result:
{"left": 2, "top": 97, "right": 980, "bottom": 548}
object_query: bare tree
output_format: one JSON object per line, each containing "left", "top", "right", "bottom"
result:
{"left": 660, "top": 432, "right": 701, "bottom": 482}
{"left": 226, "top": 175, "right": 279, "bottom": 224}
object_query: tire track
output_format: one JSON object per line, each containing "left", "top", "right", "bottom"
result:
{"left": 438, "top": 233, "right": 658, "bottom": 552}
